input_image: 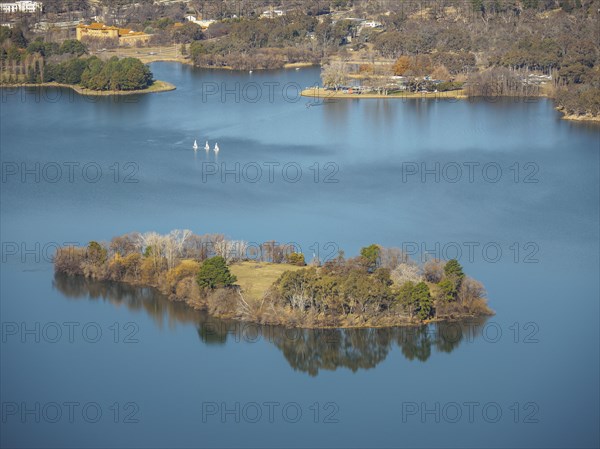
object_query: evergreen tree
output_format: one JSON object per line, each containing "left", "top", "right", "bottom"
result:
{"left": 444, "top": 259, "right": 464, "bottom": 280}
{"left": 197, "top": 256, "right": 237, "bottom": 290}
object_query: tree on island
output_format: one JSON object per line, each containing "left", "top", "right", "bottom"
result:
{"left": 77, "top": 57, "right": 153, "bottom": 91}
{"left": 437, "top": 278, "right": 458, "bottom": 302}
{"left": 397, "top": 281, "right": 433, "bottom": 320}
{"left": 321, "top": 61, "right": 349, "bottom": 90}
{"left": 438, "top": 259, "right": 465, "bottom": 302}
{"left": 196, "top": 256, "right": 237, "bottom": 290}
{"left": 360, "top": 244, "right": 381, "bottom": 272}
{"left": 444, "top": 259, "right": 464, "bottom": 278}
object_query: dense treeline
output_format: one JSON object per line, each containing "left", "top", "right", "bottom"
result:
{"left": 188, "top": 13, "right": 322, "bottom": 69}
{"left": 270, "top": 246, "right": 490, "bottom": 326}
{"left": 0, "top": 26, "right": 87, "bottom": 83}
{"left": 54, "top": 231, "right": 493, "bottom": 328}
{"left": 77, "top": 56, "right": 152, "bottom": 90}
{"left": 0, "top": 26, "right": 153, "bottom": 90}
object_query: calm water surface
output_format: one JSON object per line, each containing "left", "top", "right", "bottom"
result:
{"left": 1, "top": 63, "right": 599, "bottom": 448}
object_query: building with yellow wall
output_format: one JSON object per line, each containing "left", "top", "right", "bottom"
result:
{"left": 76, "top": 23, "right": 150, "bottom": 47}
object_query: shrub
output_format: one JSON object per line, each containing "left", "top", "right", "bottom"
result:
{"left": 107, "top": 254, "right": 127, "bottom": 281}
{"left": 436, "top": 81, "right": 464, "bottom": 92}
{"left": 166, "top": 260, "right": 201, "bottom": 287}
{"left": 121, "top": 253, "right": 142, "bottom": 281}
{"left": 54, "top": 246, "right": 86, "bottom": 275}
{"left": 286, "top": 252, "right": 306, "bottom": 266}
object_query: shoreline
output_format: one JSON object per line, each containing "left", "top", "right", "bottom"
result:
{"left": 54, "top": 253, "right": 494, "bottom": 330}
{"left": 557, "top": 108, "right": 600, "bottom": 122}
{"left": 100, "top": 47, "right": 317, "bottom": 71}
{"left": 0, "top": 79, "right": 176, "bottom": 96}
{"left": 301, "top": 87, "right": 468, "bottom": 100}
{"left": 3, "top": 59, "right": 596, "bottom": 122}
{"left": 61, "top": 271, "right": 492, "bottom": 330}
{"left": 187, "top": 61, "right": 316, "bottom": 71}
{"left": 302, "top": 87, "right": 600, "bottom": 122}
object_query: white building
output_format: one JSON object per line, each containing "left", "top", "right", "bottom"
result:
{"left": 362, "top": 20, "right": 382, "bottom": 28}
{"left": 185, "top": 15, "right": 215, "bottom": 29}
{"left": 260, "top": 9, "right": 285, "bottom": 19}
{"left": 0, "top": 1, "right": 42, "bottom": 13}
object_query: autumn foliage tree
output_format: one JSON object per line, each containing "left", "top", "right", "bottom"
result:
{"left": 393, "top": 56, "right": 410, "bottom": 75}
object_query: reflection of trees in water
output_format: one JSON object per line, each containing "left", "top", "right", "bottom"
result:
{"left": 267, "top": 319, "right": 487, "bottom": 375}
{"left": 54, "top": 274, "right": 488, "bottom": 376}
{"left": 53, "top": 273, "right": 205, "bottom": 330}
{"left": 272, "top": 328, "right": 393, "bottom": 376}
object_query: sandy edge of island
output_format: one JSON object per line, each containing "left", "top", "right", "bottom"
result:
{"left": 0, "top": 79, "right": 176, "bottom": 96}
{"left": 301, "top": 87, "right": 468, "bottom": 100}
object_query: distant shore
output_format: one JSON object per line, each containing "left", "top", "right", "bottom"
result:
{"left": 302, "top": 86, "right": 600, "bottom": 122}
{"left": 94, "top": 47, "right": 316, "bottom": 71}
{"left": 0, "top": 79, "right": 176, "bottom": 96}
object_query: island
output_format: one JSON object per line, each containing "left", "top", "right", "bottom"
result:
{"left": 54, "top": 231, "right": 493, "bottom": 329}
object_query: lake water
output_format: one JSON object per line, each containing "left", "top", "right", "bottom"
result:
{"left": 1, "top": 63, "right": 599, "bottom": 448}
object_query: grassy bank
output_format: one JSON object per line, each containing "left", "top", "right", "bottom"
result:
{"left": 229, "top": 261, "right": 305, "bottom": 300}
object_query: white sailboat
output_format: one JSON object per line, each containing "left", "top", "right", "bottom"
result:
{"left": 214, "top": 143, "right": 220, "bottom": 153}
{"left": 204, "top": 141, "right": 210, "bottom": 151}
{"left": 193, "top": 140, "right": 198, "bottom": 150}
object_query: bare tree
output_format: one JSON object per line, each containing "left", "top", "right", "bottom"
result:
{"left": 391, "top": 262, "right": 423, "bottom": 285}
{"left": 423, "top": 259, "right": 445, "bottom": 283}
{"left": 321, "top": 61, "right": 349, "bottom": 90}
